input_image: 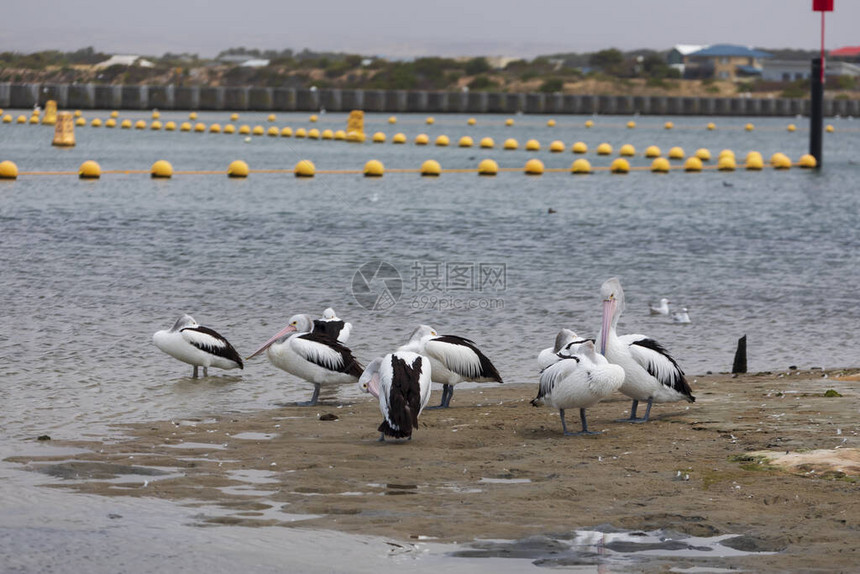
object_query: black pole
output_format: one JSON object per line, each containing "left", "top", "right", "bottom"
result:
{"left": 732, "top": 335, "right": 747, "bottom": 374}
{"left": 809, "top": 58, "right": 824, "bottom": 169}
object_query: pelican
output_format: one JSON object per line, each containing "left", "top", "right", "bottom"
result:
{"left": 596, "top": 278, "right": 695, "bottom": 422}
{"left": 537, "top": 329, "right": 593, "bottom": 370}
{"left": 152, "top": 314, "right": 243, "bottom": 378}
{"left": 649, "top": 298, "right": 671, "bottom": 315}
{"left": 398, "top": 325, "right": 502, "bottom": 408}
{"left": 672, "top": 308, "right": 691, "bottom": 324}
{"left": 247, "top": 314, "right": 363, "bottom": 405}
{"left": 532, "top": 341, "right": 625, "bottom": 435}
{"left": 360, "top": 351, "right": 432, "bottom": 441}
{"left": 313, "top": 307, "right": 352, "bottom": 343}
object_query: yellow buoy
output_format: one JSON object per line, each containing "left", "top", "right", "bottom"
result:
{"left": 267, "top": 126, "right": 279, "bottom": 137}
{"left": 684, "top": 157, "right": 703, "bottom": 172}
{"left": 584, "top": 120, "right": 594, "bottom": 128}
{"left": 435, "top": 135, "right": 450, "bottom": 147}
{"left": 525, "top": 139, "right": 540, "bottom": 151}
{"left": 151, "top": 160, "right": 173, "bottom": 178}
{"left": 547, "top": 119, "right": 556, "bottom": 127}
{"left": 503, "top": 138, "right": 519, "bottom": 150}
{"left": 16, "top": 115, "right": 27, "bottom": 124}
{"left": 797, "top": 154, "right": 817, "bottom": 169}
{"left": 414, "top": 133, "right": 429, "bottom": 145}
{"left": 826, "top": 124, "right": 835, "bottom": 133}
{"left": 180, "top": 122, "right": 192, "bottom": 132}
{"left": 770, "top": 153, "right": 791, "bottom": 169}
{"left": 421, "top": 159, "right": 442, "bottom": 176}
{"left": 664, "top": 121, "right": 674, "bottom": 130}
{"left": 164, "top": 121, "right": 176, "bottom": 131}
{"left": 308, "top": 128, "right": 321, "bottom": 139}
{"left": 121, "top": 119, "right": 133, "bottom": 129}
{"left": 294, "top": 127, "right": 307, "bottom": 138}
{"left": 321, "top": 129, "right": 334, "bottom": 140}
{"left": 194, "top": 122, "right": 207, "bottom": 133}
{"left": 334, "top": 130, "right": 346, "bottom": 140}
{"left": 75, "top": 117, "right": 86, "bottom": 127}
{"left": 426, "top": 117, "right": 435, "bottom": 125}
{"left": 223, "top": 124, "right": 235, "bottom": 134}
{"left": 151, "top": 120, "right": 163, "bottom": 130}
{"left": 309, "top": 114, "right": 318, "bottom": 123}
{"left": 458, "top": 135, "right": 473, "bottom": 148}
{"left": 745, "top": 153, "right": 764, "bottom": 170}
{"left": 347, "top": 131, "right": 366, "bottom": 143}
{"left": 252, "top": 125, "right": 266, "bottom": 136}
{"left": 364, "top": 159, "right": 385, "bottom": 177}
{"left": 480, "top": 137, "right": 494, "bottom": 149}
{"left": 388, "top": 116, "right": 397, "bottom": 124}
{"left": 2, "top": 115, "right": 11, "bottom": 123}
{"left": 30, "top": 115, "right": 41, "bottom": 124}
{"left": 230, "top": 113, "right": 239, "bottom": 121}
{"left": 610, "top": 158, "right": 630, "bottom": 174}
{"left": 280, "top": 126, "right": 292, "bottom": 137}
{"left": 227, "top": 160, "right": 249, "bottom": 178}
{"left": 787, "top": 124, "right": 796, "bottom": 132}
{"left": 52, "top": 113, "right": 76, "bottom": 147}
{"left": 134, "top": 120, "right": 146, "bottom": 130}
{"left": 73, "top": 110, "right": 82, "bottom": 118}
{"left": 210, "top": 123, "right": 223, "bottom": 133}
{"left": 524, "top": 158, "right": 544, "bottom": 175}
{"left": 717, "top": 155, "right": 736, "bottom": 171}
{"left": 467, "top": 117, "right": 477, "bottom": 126}
{"left": 151, "top": 110, "right": 160, "bottom": 120}
{"left": 571, "top": 141, "right": 588, "bottom": 154}
{"left": 0, "top": 160, "right": 19, "bottom": 180}
{"left": 651, "top": 157, "right": 671, "bottom": 173}
{"left": 267, "top": 114, "right": 276, "bottom": 122}
{"left": 619, "top": 144, "right": 636, "bottom": 157}
{"left": 596, "top": 143, "right": 613, "bottom": 155}
{"left": 392, "top": 133, "right": 407, "bottom": 144}
{"left": 505, "top": 118, "right": 514, "bottom": 127}
{"left": 644, "top": 145, "right": 661, "bottom": 158}
{"left": 745, "top": 151, "right": 762, "bottom": 163}
{"left": 549, "top": 140, "right": 565, "bottom": 153}
{"left": 477, "top": 158, "right": 498, "bottom": 176}
{"left": 718, "top": 149, "right": 735, "bottom": 161}
{"left": 294, "top": 160, "right": 316, "bottom": 177}
{"left": 706, "top": 122, "right": 716, "bottom": 130}
{"left": 695, "top": 148, "right": 711, "bottom": 161}
{"left": 237, "top": 124, "right": 250, "bottom": 135}
{"left": 571, "top": 158, "right": 592, "bottom": 174}
{"left": 745, "top": 123, "right": 754, "bottom": 131}
{"left": 105, "top": 118, "right": 116, "bottom": 128}
{"left": 78, "top": 160, "right": 101, "bottom": 179}
{"left": 668, "top": 146, "right": 685, "bottom": 160}
{"left": 373, "top": 131, "right": 387, "bottom": 143}
{"left": 91, "top": 118, "right": 102, "bottom": 127}
{"left": 189, "top": 112, "right": 198, "bottom": 120}
{"left": 627, "top": 121, "right": 636, "bottom": 129}
{"left": 110, "top": 111, "right": 119, "bottom": 119}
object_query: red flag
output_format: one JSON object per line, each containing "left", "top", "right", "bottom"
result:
{"left": 813, "top": 0, "right": 834, "bottom": 11}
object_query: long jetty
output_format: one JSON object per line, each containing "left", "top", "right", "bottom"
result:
{"left": 1, "top": 83, "right": 857, "bottom": 116}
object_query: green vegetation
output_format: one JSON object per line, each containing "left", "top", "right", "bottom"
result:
{"left": 823, "top": 389, "right": 843, "bottom": 397}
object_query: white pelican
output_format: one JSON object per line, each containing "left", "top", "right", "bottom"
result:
{"left": 537, "top": 328, "right": 593, "bottom": 370}
{"left": 398, "top": 325, "right": 502, "bottom": 408}
{"left": 247, "top": 314, "right": 364, "bottom": 405}
{"left": 360, "top": 351, "right": 432, "bottom": 441}
{"left": 649, "top": 298, "right": 671, "bottom": 315}
{"left": 672, "top": 308, "right": 691, "bottom": 324}
{"left": 596, "top": 278, "right": 695, "bottom": 422}
{"left": 152, "top": 314, "right": 243, "bottom": 378}
{"left": 532, "top": 341, "right": 625, "bottom": 435}
{"left": 313, "top": 307, "right": 352, "bottom": 343}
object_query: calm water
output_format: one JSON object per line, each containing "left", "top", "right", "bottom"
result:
{"left": 0, "top": 111, "right": 858, "bottom": 570}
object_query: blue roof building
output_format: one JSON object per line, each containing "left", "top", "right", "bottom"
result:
{"left": 684, "top": 44, "right": 773, "bottom": 81}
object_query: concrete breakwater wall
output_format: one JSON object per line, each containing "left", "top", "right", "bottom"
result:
{"left": 1, "top": 83, "right": 857, "bottom": 117}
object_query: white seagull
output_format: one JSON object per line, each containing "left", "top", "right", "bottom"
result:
{"left": 152, "top": 314, "right": 243, "bottom": 378}
{"left": 398, "top": 325, "right": 503, "bottom": 408}
{"left": 649, "top": 298, "right": 671, "bottom": 315}
{"left": 313, "top": 307, "right": 352, "bottom": 343}
{"left": 672, "top": 308, "right": 692, "bottom": 324}
{"left": 532, "top": 340, "right": 625, "bottom": 435}
{"left": 360, "top": 351, "right": 432, "bottom": 441}
{"left": 537, "top": 328, "right": 594, "bottom": 370}
{"left": 596, "top": 278, "right": 695, "bottom": 422}
{"left": 246, "top": 314, "right": 364, "bottom": 405}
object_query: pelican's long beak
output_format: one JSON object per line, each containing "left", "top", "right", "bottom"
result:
{"left": 600, "top": 297, "right": 616, "bottom": 355}
{"left": 246, "top": 324, "right": 297, "bottom": 360}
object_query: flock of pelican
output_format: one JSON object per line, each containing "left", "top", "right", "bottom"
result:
{"left": 153, "top": 278, "right": 695, "bottom": 440}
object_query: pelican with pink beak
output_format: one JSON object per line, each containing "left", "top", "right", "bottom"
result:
{"left": 596, "top": 278, "right": 695, "bottom": 422}
{"left": 360, "top": 351, "right": 432, "bottom": 441}
{"left": 246, "top": 314, "right": 364, "bottom": 406}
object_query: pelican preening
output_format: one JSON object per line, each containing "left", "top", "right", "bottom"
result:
{"left": 537, "top": 328, "right": 594, "bottom": 370}
{"left": 597, "top": 278, "right": 695, "bottom": 422}
{"left": 360, "top": 351, "right": 432, "bottom": 441}
{"left": 152, "top": 314, "right": 243, "bottom": 378}
{"left": 398, "top": 325, "right": 503, "bottom": 408}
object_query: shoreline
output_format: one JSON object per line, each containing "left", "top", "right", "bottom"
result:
{"left": 6, "top": 368, "right": 860, "bottom": 571}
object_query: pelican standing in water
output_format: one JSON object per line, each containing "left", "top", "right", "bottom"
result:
{"left": 313, "top": 307, "right": 352, "bottom": 343}
{"left": 152, "top": 314, "right": 243, "bottom": 378}
{"left": 398, "top": 325, "right": 503, "bottom": 408}
{"left": 247, "top": 314, "right": 363, "bottom": 405}
{"left": 532, "top": 341, "right": 625, "bottom": 435}
{"left": 360, "top": 351, "right": 432, "bottom": 441}
{"left": 596, "top": 278, "right": 695, "bottom": 422}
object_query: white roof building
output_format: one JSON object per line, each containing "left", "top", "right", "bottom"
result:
{"left": 94, "top": 55, "right": 155, "bottom": 68}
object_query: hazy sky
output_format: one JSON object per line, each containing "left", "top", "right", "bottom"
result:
{"left": 2, "top": 0, "right": 857, "bottom": 58}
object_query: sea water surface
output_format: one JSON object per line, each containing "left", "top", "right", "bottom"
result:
{"left": 0, "top": 111, "right": 858, "bottom": 571}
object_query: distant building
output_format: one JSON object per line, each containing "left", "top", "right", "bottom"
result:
{"left": 218, "top": 55, "right": 270, "bottom": 67}
{"left": 239, "top": 59, "right": 270, "bottom": 68}
{"left": 762, "top": 59, "right": 860, "bottom": 82}
{"left": 94, "top": 55, "right": 155, "bottom": 68}
{"left": 683, "top": 44, "right": 772, "bottom": 81}
{"left": 830, "top": 46, "right": 860, "bottom": 61}
{"left": 667, "top": 44, "right": 708, "bottom": 75}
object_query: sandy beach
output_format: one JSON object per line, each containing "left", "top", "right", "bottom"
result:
{"left": 8, "top": 368, "right": 860, "bottom": 572}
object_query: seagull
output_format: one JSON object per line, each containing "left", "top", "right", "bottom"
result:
{"left": 360, "top": 351, "right": 432, "bottom": 441}
{"left": 313, "top": 307, "right": 352, "bottom": 343}
{"left": 398, "top": 325, "right": 503, "bottom": 408}
{"left": 596, "top": 278, "right": 695, "bottom": 422}
{"left": 672, "top": 308, "right": 692, "bottom": 324}
{"left": 537, "top": 328, "right": 593, "bottom": 370}
{"left": 246, "top": 314, "right": 363, "bottom": 405}
{"left": 649, "top": 298, "right": 671, "bottom": 315}
{"left": 152, "top": 314, "right": 243, "bottom": 378}
{"left": 531, "top": 340, "right": 625, "bottom": 436}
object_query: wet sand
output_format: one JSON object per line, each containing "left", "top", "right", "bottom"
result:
{"left": 9, "top": 369, "right": 860, "bottom": 572}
